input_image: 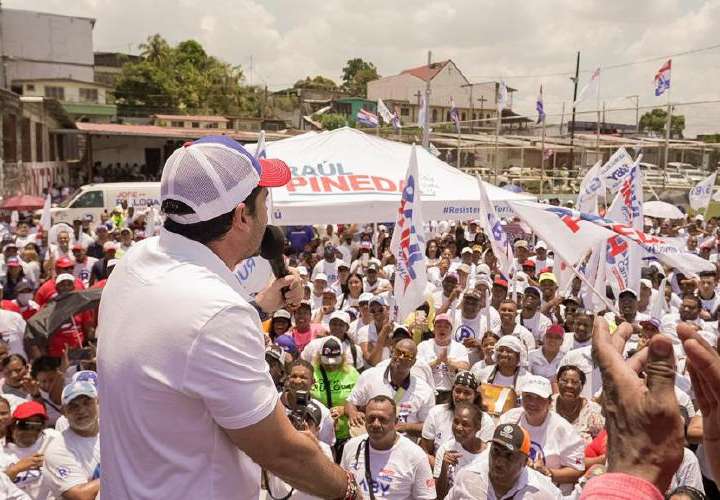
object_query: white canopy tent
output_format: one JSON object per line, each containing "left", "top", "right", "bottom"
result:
{"left": 246, "top": 127, "right": 534, "bottom": 225}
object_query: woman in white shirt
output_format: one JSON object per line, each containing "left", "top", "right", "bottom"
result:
{"left": 499, "top": 375, "right": 585, "bottom": 495}
{"left": 420, "top": 371, "right": 495, "bottom": 468}
{"left": 471, "top": 336, "right": 530, "bottom": 394}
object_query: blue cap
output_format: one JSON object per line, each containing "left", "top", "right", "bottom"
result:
{"left": 275, "top": 334, "right": 298, "bottom": 354}
{"left": 62, "top": 380, "right": 98, "bottom": 405}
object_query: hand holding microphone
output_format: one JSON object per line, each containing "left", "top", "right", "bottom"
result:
{"left": 254, "top": 226, "right": 304, "bottom": 313}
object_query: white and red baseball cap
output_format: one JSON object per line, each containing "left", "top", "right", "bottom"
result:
{"left": 161, "top": 136, "right": 291, "bottom": 224}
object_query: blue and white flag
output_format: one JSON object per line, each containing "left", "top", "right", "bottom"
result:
{"left": 356, "top": 108, "right": 379, "bottom": 128}
{"left": 390, "top": 145, "right": 428, "bottom": 321}
{"left": 654, "top": 59, "right": 672, "bottom": 97}
{"left": 689, "top": 172, "right": 716, "bottom": 211}
{"left": 477, "top": 176, "right": 514, "bottom": 277}
{"left": 574, "top": 67, "right": 600, "bottom": 106}
{"left": 536, "top": 85, "right": 545, "bottom": 124}
{"left": 450, "top": 98, "right": 461, "bottom": 133}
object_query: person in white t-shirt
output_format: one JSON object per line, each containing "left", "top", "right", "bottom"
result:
{"left": 362, "top": 263, "right": 390, "bottom": 294}
{"left": 312, "top": 245, "right": 341, "bottom": 285}
{"left": 357, "top": 295, "right": 393, "bottom": 366}
{"left": 530, "top": 240, "right": 554, "bottom": 272}
{"left": 345, "top": 339, "right": 435, "bottom": 437}
{"left": 0, "top": 401, "right": 58, "bottom": 499}
{"left": 416, "top": 313, "right": 470, "bottom": 397}
{"left": 434, "top": 403, "right": 488, "bottom": 498}
{"left": 452, "top": 289, "right": 499, "bottom": 366}
{"left": 96, "top": 137, "right": 352, "bottom": 499}
{"left": 71, "top": 242, "right": 98, "bottom": 288}
{"left": 445, "top": 423, "right": 561, "bottom": 499}
{"left": 528, "top": 325, "right": 566, "bottom": 382}
{"left": 420, "top": 371, "right": 495, "bottom": 464}
{"left": 472, "top": 335, "right": 532, "bottom": 395}
{"left": 518, "top": 287, "right": 553, "bottom": 345}
{"left": 42, "top": 381, "right": 100, "bottom": 498}
{"left": 494, "top": 299, "right": 536, "bottom": 353}
{"left": 499, "top": 376, "right": 585, "bottom": 495}
{"left": 341, "top": 396, "right": 436, "bottom": 499}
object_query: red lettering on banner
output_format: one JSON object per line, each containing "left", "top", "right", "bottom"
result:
{"left": 321, "top": 176, "right": 350, "bottom": 192}
{"left": 286, "top": 177, "right": 307, "bottom": 192}
{"left": 349, "top": 175, "right": 372, "bottom": 191}
{"left": 372, "top": 176, "right": 397, "bottom": 192}
{"left": 607, "top": 236, "right": 628, "bottom": 257}
{"left": 560, "top": 215, "right": 581, "bottom": 233}
{"left": 309, "top": 177, "right": 321, "bottom": 191}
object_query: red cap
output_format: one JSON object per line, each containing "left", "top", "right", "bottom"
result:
{"left": 5, "top": 257, "right": 20, "bottom": 268}
{"left": 13, "top": 401, "right": 48, "bottom": 420}
{"left": 493, "top": 278, "right": 509, "bottom": 288}
{"left": 539, "top": 266, "right": 553, "bottom": 275}
{"left": 545, "top": 324, "right": 565, "bottom": 338}
{"left": 55, "top": 257, "right": 74, "bottom": 269}
{"left": 258, "top": 158, "right": 292, "bottom": 188}
{"left": 522, "top": 259, "right": 536, "bottom": 269}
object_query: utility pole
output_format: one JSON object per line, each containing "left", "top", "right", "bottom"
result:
{"left": 414, "top": 90, "right": 422, "bottom": 124}
{"left": 626, "top": 95, "right": 640, "bottom": 133}
{"left": 570, "top": 51, "right": 580, "bottom": 167}
{"left": 422, "top": 50, "right": 432, "bottom": 149}
{"left": 478, "top": 95, "right": 487, "bottom": 131}
{"left": 0, "top": 0, "right": 6, "bottom": 89}
{"left": 461, "top": 83, "right": 474, "bottom": 133}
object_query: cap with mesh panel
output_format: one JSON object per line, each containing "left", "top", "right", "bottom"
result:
{"left": 161, "top": 135, "right": 290, "bottom": 224}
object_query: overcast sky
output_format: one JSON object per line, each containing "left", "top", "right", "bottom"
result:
{"left": 7, "top": 0, "right": 720, "bottom": 136}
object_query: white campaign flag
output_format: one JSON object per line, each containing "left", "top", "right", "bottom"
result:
{"left": 602, "top": 148, "right": 638, "bottom": 193}
{"left": 574, "top": 67, "right": 600, "bottom": 106}
{"left": 689, "top": 172, "right": 717, "bottom": 211}
{"left": 390, "top": 145, "right": 428, "bottom": 321}
{"left": 417, "top": 94, "right": 428, "bottom": 128}
{"left": 497, "top": 81, "right": 508, "bottom": 111}
{"left": 477, "top": 176, "right": 514, "bottom": 277}
{"left": 40, "top": 194, "right": 52, "bottom": 230}
{"left": 604, "top": 163, "right": 643, "bottom": 294}
{"left": 377, "top": 99, "right": 394, "bottom": 124}
{"left": 576, "top": 160, "right": 603, "bottom": 214}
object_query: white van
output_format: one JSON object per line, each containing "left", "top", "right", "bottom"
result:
{"left": 49, "top": 182, "right": 161, "bottom": 224}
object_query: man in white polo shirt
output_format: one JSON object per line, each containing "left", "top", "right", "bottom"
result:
{"left": 97, "top": 136, "right": 356, "bottom": 499}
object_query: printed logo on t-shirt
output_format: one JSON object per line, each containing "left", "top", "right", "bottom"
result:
{"left": 454, "top": 325, "right": 475, "bottom": 342}
{"left": 57, "top": 466, "right": 70, "bottom": 479}
{"left": 14, "top": 468, "right": 41, "bottom": 486}
{"left": 528, "top": 440, "right": 546, "bottom": 465}
{"left": 397, "top": 402, "right": 413, "bottom": 423}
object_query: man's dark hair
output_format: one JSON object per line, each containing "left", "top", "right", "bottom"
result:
{"left": 1, "top": 353, "right": 26, "bottom": 370}
{"left": 367, "top": 395, "right": 396, "bottom": 416}
{"left": 31, "top": 356, "right": 61, "bottom": 378}
{"left": 162, "top": 186, "right": 262, "bottom": 245}
{"left": 287, "top": 359, "right": 314, "bottom": 376}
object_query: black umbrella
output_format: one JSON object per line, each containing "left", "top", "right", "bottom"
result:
{"left": 25, "top": 288, "right": 103, "bottom": 347}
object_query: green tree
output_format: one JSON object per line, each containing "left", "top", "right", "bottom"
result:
{"left": 341, "top": 58, "right": 379, "bottom": 97}
{"left": 317, "top": 113, "right": 348, "bottom": 130}
{"left": 639, "top": 108, "right": 686, "bottom": 138}
{"left": 293, "top": 75, "right": 338, "bottom": 91}
{"left": 115, "top": 34, "right": 255, "bottom": 116}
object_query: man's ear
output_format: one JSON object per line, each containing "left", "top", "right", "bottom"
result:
{"left": 232, "top": 203, "right": 248, "bottom": 228}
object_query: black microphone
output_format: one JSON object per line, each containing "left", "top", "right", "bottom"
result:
{"left": 260, "top": 225, "right": 289, "bottom": 279}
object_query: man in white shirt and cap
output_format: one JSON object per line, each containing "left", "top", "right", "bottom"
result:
{"left": 446, "top": 423, "right": 561, "bottom": 499}
{"left": 97, "top": 136, "right": 356, "bottom": 499}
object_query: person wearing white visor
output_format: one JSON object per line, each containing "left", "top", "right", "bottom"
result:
{"left": 472, "top": 335, "right": 532, "bottom": 394}
{"left": 97, "top": 136, "right": 354, "bottom": 499}
{"left": 43, "top": 381, "right": 100, "bottom": 499}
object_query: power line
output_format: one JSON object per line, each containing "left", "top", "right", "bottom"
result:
{"left": 465, "top": 41, "right": 720, "bottom": 80}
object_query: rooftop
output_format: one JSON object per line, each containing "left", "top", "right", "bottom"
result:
{"left": 12, "top": 78, "right": 112, "bottom": 88}
{"left": 153, "top": 114, "right": 229, "bottom": 123}
{"left": 400, "top": 60, "right": 450, "bottom": 81}
{"left": 74, "top": 122, "right": 290, "bottom": 141}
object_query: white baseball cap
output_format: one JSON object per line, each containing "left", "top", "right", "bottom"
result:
{"left": 521, "top": 375, "right": 552, "bottom": 399}
{"left": 296, "top": 266, "right": 309, "bottom": 276}
{"left": 61, "top": 380, "right": 98, "bottom": 405}
{"left": 273, "top": 309, "right": 292, "bottom": 320}
{"left": 329, "top": 310, "right": 351, "bottom": 326}
{"left": 314, "top": 273, "right": 328, "bottom": 282}
{"left": 160, "top": 136, "right": 291, "bottom": 224}
{"left": 359, "top": 292, "right": 374, "bottom": 303}
{"left": 535, "top": 240, "right": 548, "bottom": 250}
{"left": 55, "top": 273, "right": 75, "bottom": 285}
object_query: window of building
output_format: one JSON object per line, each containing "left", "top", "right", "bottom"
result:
{"left": 432, "top": 109, "right": 438, "bottom": 122}
{"left": 70, "top": 190, "right": 104, "bottom": 208}
{"left": 45, "top": 86, "right": 65, "bottom": 101}
{"left": 191, "top": 122, "right": 200, "bottom": 128}
{"left": 401, "top": 107, "right": 410, "bottom": 117}
{"left": 461, "top": 112, "right": 466, "bottom": 121}
{"left": 26, "top": 84, "right": 35, "bottom": 92}
{"left": 171, "top": 121, "right": 184, "bottom": 128}
{"left": 206, "top": 122, "right": 218, "bottom": 129}
{"left": 79, "top": 88, "right": 99, "bottom": 103}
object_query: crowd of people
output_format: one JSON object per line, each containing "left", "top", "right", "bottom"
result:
{"left": 260, "top": 216, "right": 720, "bottom": 499}
{"left": 0, "top": 188, "right": 718, "bottom": 498}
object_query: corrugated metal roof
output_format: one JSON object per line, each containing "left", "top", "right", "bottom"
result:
{"left": 74, "top": 122, "right": 290, "bottom": 141}
{"left": 400, "top": 61, "right": 449, "bottom": 81}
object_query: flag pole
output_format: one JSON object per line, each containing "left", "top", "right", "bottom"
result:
{"left": 422, "top": 51, "right": 432, "bottom": 149}
{"left": 663, "top": 86, "right": 672, "bottom": 191}
{"left": 567, "top": 254, "right": 619, "bottom": 315}
{"left": 540, "top": 117, "right": 546, "bottom": 199}
{"left": 494, "top": 106, "right": 501, "bottom": 184}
